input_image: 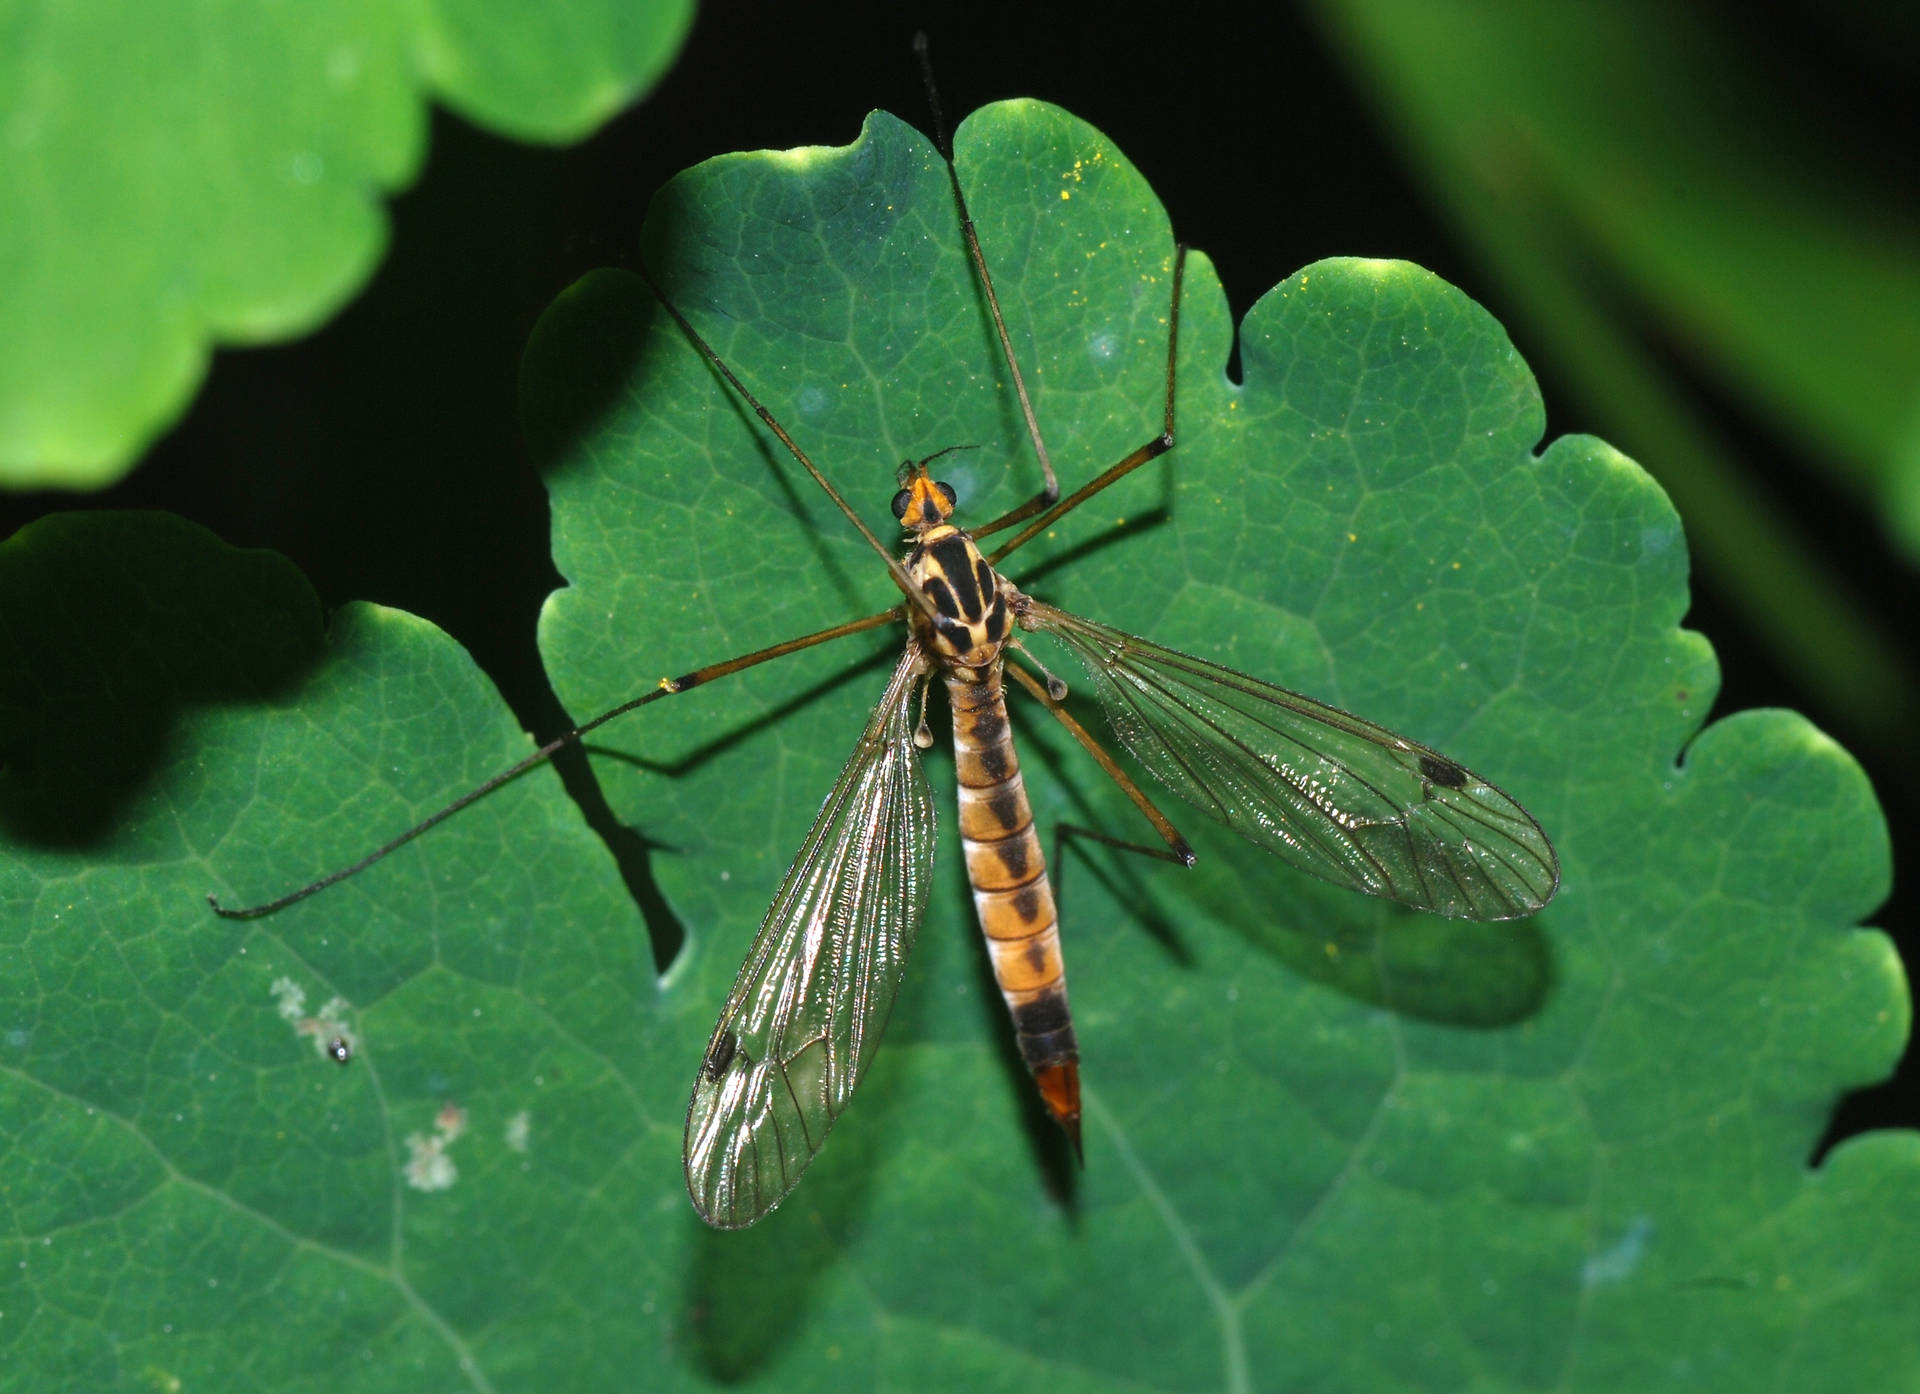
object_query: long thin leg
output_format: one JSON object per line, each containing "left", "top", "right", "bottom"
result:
{"left": 209, "top": 607, "right": 902, "bottom": 919}
{"left": 1003, "top": 657, "right": 1194, "bottom": 866}
{"left": 987, "top": 245, "right": 1187, "bottom": 562}
{"left": 1053, "top": 823, "right": 1194, "bottom": 869}
{"left": 914, "top": 33, "right": 1059, "bottom": 537}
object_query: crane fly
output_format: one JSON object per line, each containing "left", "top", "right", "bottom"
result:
{"left": 212, "top": 51, "right": 1560, "bottom": 1229}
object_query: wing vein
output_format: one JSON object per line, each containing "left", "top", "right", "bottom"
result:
{"left": 1020, "top": 601, "right": 1557, "bottom": 920}
{"left": 684, "top": 644, "right": 936, "bottom": 1227}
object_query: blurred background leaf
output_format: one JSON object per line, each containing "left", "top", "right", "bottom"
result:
{"left": 0, "top": 0, "right": 692, "bottom": 486}
{"left": 1305, "top": 0, "right": 1920, "bottom": 756}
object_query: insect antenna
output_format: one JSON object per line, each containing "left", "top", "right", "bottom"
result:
{"left": 910, "top": 442, "right": 979, "bottom": 474}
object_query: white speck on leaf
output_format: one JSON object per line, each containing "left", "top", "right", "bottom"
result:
{"left": 269, "top": 977, "right": 306, "bottom": 1022}
{"left": 274, "top": 978, "right": 355, "bottom": 1060}
{"left": 1582, "top": 1215, "right": 1653, "bottom": 1286}
{"left": 405, "top": 1104, "right": 469, "bottom": 1192}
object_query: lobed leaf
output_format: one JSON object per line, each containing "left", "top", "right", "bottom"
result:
{"left": 0, "top": 101, "right": 1909, "bottom": 1390}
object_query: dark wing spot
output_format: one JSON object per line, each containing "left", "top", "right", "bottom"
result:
{"left": 1419, "top": 754, "right": 1469, "bottom": 789}
{"left": 703, "top": 1029, "right": 739, "bottom": 1081}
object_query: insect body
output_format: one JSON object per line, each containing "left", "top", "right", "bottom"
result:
{"left": 213, "top": 71, "right": 1560, "bottom": 1232}
{"left": 679, "top": 441, "right": 1560, "bottom": 1226}
{"left": 908, "top": 480, "right": 1081, "bottom": 1142}
{"left": 683, "top": 470, "right": 1087, "bottom": 1226}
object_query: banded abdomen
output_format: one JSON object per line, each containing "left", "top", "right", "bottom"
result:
{"left": 948, "top": 666, "right": 1082, "bottom": 1150}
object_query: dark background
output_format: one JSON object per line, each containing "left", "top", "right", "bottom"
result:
{"left": 3, "top": 2, "right": 1912, "bottom": 1153}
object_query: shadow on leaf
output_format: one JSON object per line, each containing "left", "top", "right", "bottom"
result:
{"left": 1190, "top": 835, "right": 1554, "bottom": 1028}
{"left": 679, "top": 1005, "right": 922, "bottom": 1380}
{"left": 0, "top": 512, "right": 319, "bottom": 847}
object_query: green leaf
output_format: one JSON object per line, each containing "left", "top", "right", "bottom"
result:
{"left": 0, "top": 0, "right": 692, "bottom": 488}
{"left": 4, "top": 102, "right": 1912, "bottom": 1389}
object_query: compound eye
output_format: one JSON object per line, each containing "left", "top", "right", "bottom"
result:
{"left": 935, "top": 481, "right": 958, "bottom": 508}
{"left": 890, "top": 488, "right": 913, "bottom": 520}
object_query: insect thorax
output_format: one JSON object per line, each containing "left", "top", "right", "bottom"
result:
{"left": 905, "top": 525, "right": 1014, "bottom": 671}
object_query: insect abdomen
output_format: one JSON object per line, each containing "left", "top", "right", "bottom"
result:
{"left": 949, "top": 671, "right": 1082, "bottom": 1150}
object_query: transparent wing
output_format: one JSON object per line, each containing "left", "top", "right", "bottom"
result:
{"left": 684, "top": 645, "right": 937, "bottom": 1228}
{"left": 1022, "top": 602, "right": 1558, "bottom": 920}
